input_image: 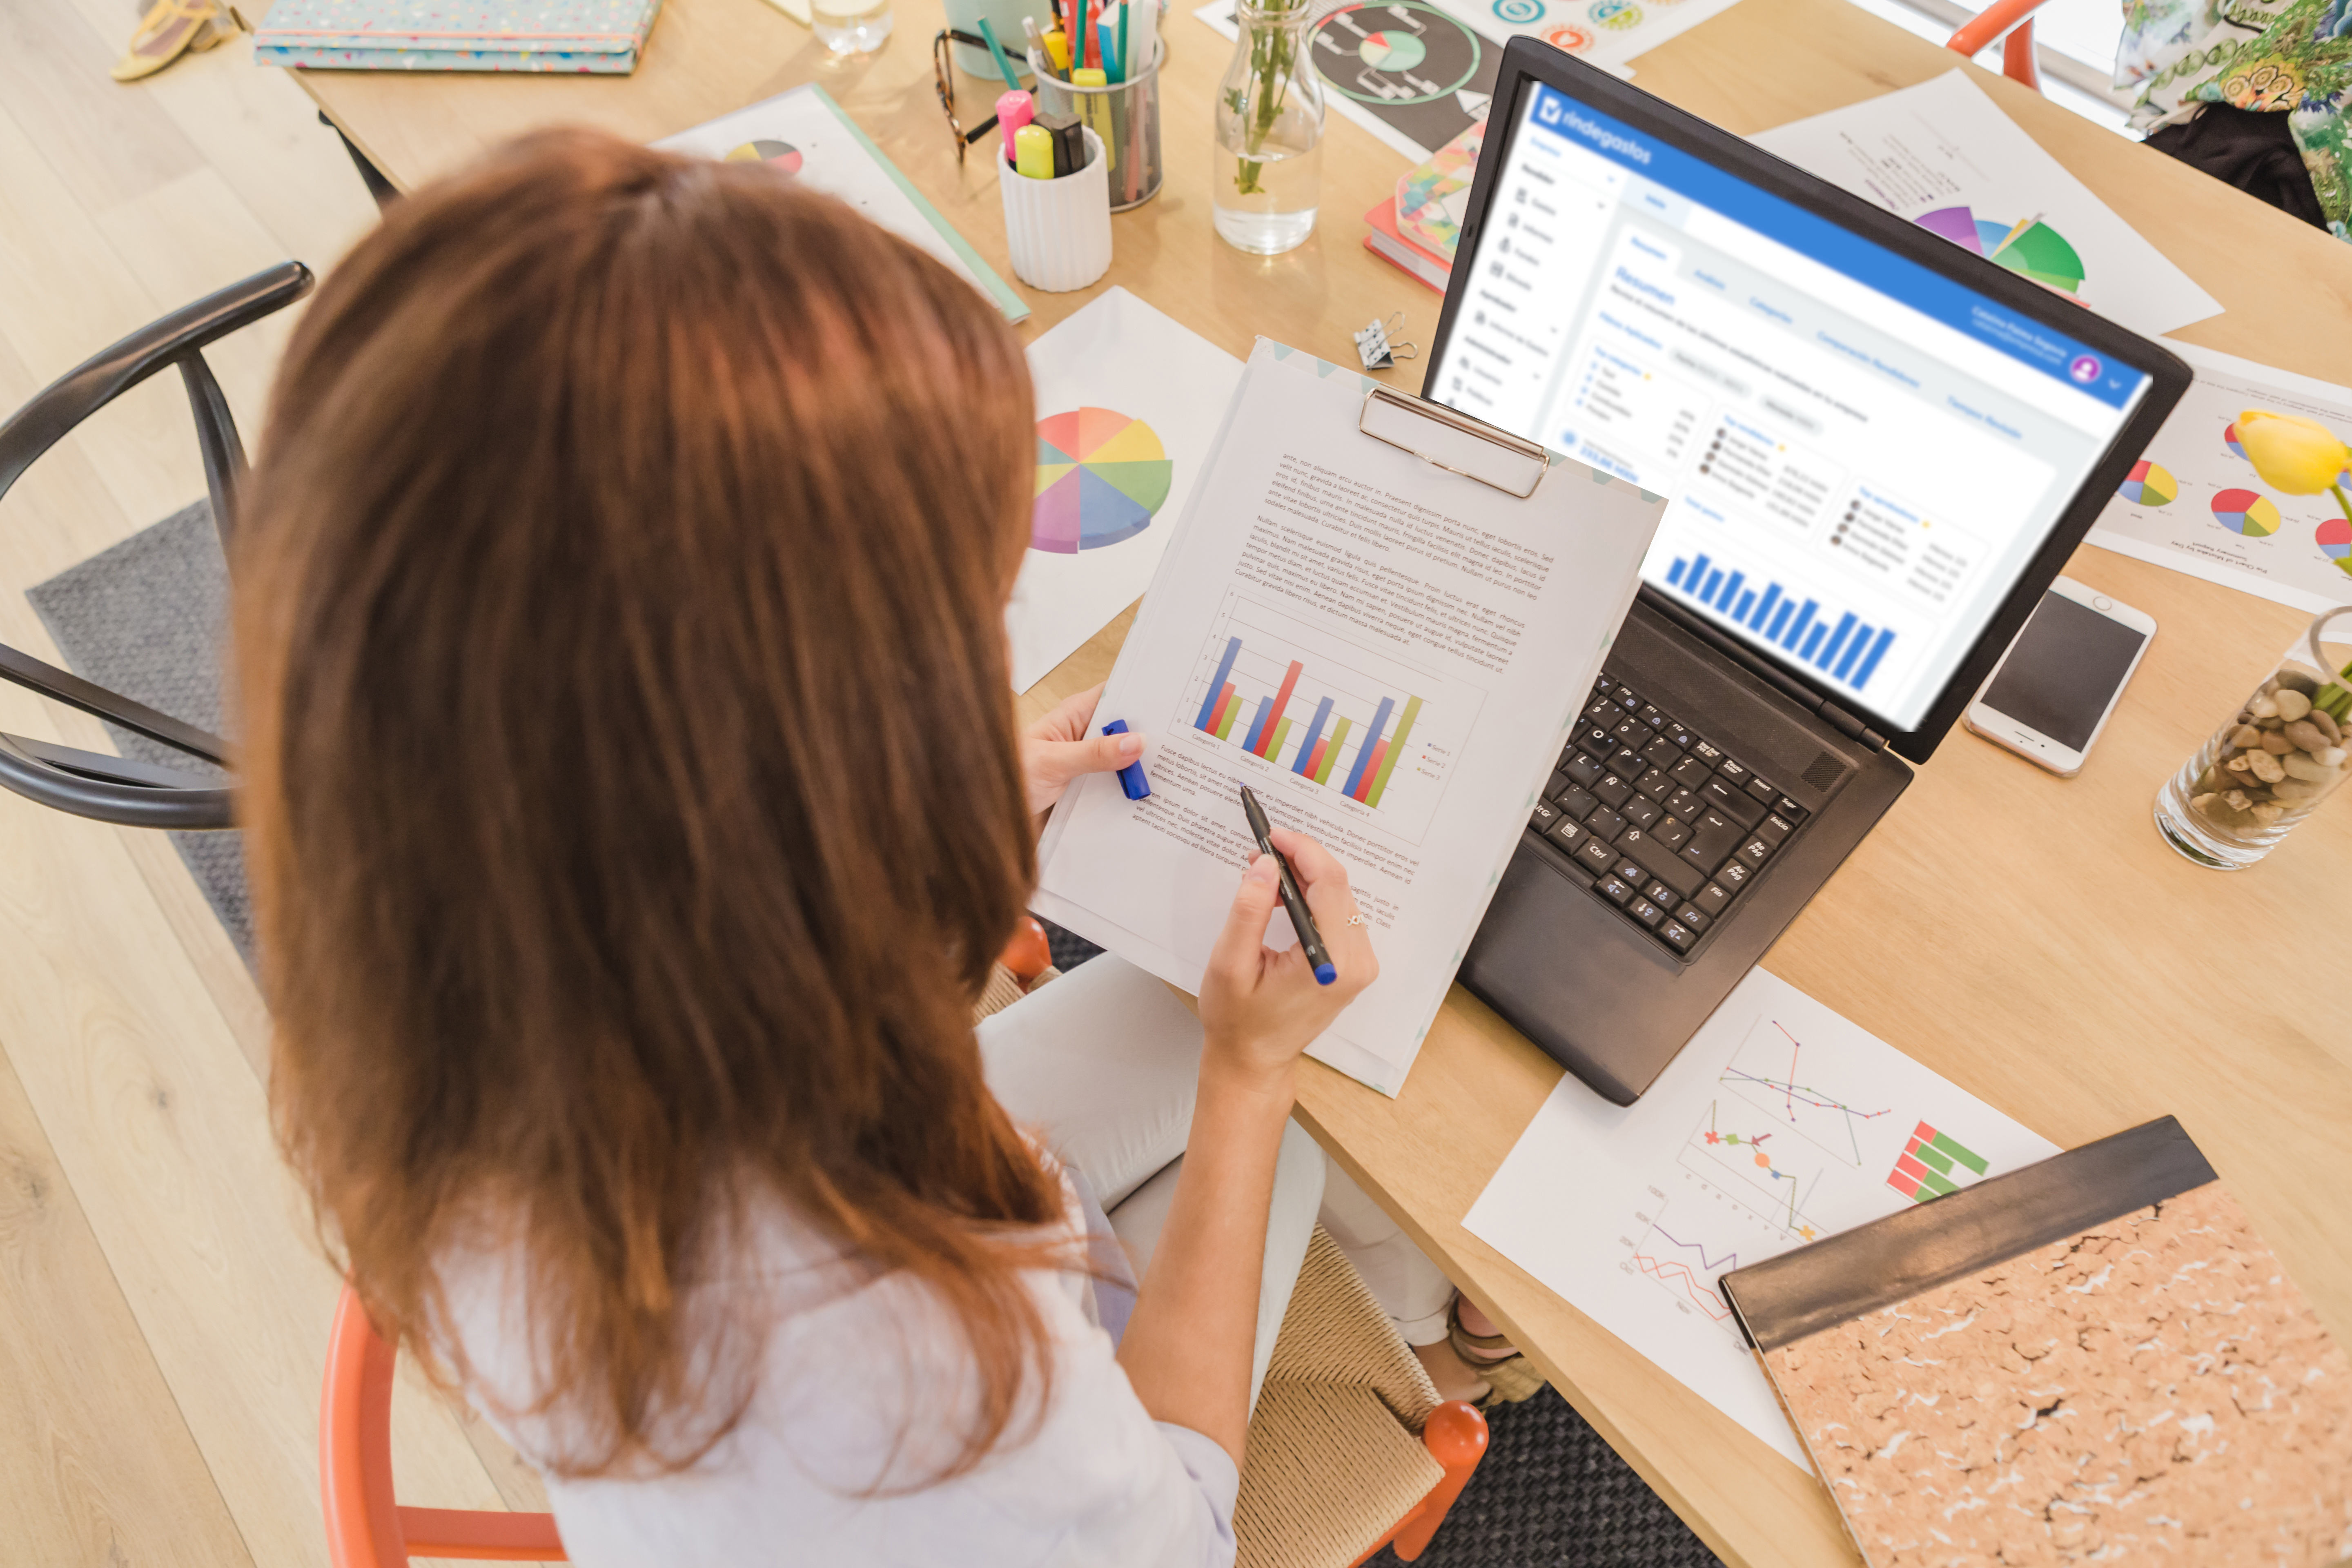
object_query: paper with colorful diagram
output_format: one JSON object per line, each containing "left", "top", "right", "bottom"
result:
{"left": 1464, "top": 967, "right": 2059, "bottom": 1468}
{"left": 2088, "top": 339, "right": 2352, "bottom": 614}
{"left": 1750, "top": 71, "right": 2222, "bottom": 338}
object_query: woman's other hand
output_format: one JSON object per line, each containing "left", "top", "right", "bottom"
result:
{"left": 1021, "top": 683, "right": 1143, "bottom": 817}
{"left": 1198, "top": 829, "right": 1378, "bottom": 1094}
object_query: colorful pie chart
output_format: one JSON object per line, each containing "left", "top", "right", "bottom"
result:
{"left": 724, "top": 139, "right": 804, "bottom": 175}
{"left": 2224, "top": 420, "right": 2248, "bottom": 461}
{"left": 2319, "top": 516, "right": 2352, "bottom": 561}
{"left": 2211, "top": 488, "right": 2281, "bottom": 537}
{"left": 1914, "top": 207, "right": 2085, "bottom": 293}
{"left": 1033, "top": 408, "right": 1172, "bottom": 554}
{"left": 1358, "top": 29, "right": 1428, "bottom": 69}
{"left": 2117, "top": 459, "right": 2177, "bottom": 506}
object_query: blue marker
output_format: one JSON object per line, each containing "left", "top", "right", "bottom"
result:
{"left": 1239, "top": 785, "right": 1336, "bottom": 986}
{"left": 1101, "top": 719, "right": 1152, "bottom": 800}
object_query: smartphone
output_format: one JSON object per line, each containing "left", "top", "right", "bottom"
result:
{"left": 1965, "top": 577, "right": 2156, "bottom": 777}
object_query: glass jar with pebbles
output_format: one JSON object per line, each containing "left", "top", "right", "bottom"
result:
{"left": 2156, "top": 606, "right": 2352, "bottom": 869}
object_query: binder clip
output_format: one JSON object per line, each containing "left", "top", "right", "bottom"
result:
{"left": 1353, "top": 312, "right": 1419, "bottom": 372}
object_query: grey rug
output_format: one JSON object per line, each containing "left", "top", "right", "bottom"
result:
{"left": 27, "top": 501, "right": 253, "bottom": 967}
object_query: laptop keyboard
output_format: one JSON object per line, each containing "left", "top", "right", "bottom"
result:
{"left": 1526, "top": 677, "right": 1811, "bottom": 960}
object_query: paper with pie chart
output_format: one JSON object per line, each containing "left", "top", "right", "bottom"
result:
{"left": 1749, "top": 72, "right": 2219, "bottom": 337}
{"left": 2087, "top": 338, "right": 2352, "bottom": 614}
{"left": 1464, "top": 967, "right": 2058, "bottom": 1468}
{"left": 1006, "top": 288, "right": 1243, "bottom": 691}
{"left": 656, "top": 84, "right": 1026, "bottom": 323}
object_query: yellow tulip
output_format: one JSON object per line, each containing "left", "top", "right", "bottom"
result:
{"left": 2235, "top": 408, "right": 2352, "bottom": 495}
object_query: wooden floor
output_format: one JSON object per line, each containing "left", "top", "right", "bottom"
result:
{"left": 0, "top": 5, "right": 563, "bottom": 1563}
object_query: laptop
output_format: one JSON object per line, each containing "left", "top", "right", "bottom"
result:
{"left": 1429, "top": 42, "right": 2191, "bottom": 1104}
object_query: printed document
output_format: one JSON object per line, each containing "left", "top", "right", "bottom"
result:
{"left": 1751, "top": 72, "right": 2220, "bottom": 338}
{"left": 2087, "top": 339, "right": 2352, "bottom": 613}
{"left": 1032, "top": 343, "right": 1666, "bottom": 1094}
{"left": 1010, "top": 289, "right": 1244, "bottom": 691}
{"left": 1465, "top": 968, "right": 2058, "bottom": 1466}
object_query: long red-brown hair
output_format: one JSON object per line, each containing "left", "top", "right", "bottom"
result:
{"left": 235, "top": 128, "right": 1065, "bottom": 1477}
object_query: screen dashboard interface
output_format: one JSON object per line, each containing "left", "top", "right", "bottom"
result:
{"left": 1428, "top": 82, "right": 2150, "bottom": 733}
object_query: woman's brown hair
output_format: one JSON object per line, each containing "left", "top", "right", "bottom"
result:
{"left": 236, "top": 128, "right": 1065, "bottom": 1477}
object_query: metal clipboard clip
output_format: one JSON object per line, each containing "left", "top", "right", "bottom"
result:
{"left": 1357, "top": 385, "right": 1550, "bottom": 501}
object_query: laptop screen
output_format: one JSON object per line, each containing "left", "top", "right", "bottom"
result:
{"left": 1424, "top": 82, "right": 2151, "bottom": 734}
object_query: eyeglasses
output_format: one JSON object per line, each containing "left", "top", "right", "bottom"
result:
{"left": 932, "top": 29, "right": 1002, "bottom": 166}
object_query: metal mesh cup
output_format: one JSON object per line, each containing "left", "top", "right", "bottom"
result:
{"left": 1027, "top": 35, "right": 1163, "bottom": 211}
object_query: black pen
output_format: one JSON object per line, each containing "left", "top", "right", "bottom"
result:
{"left": 1238, "top": 785, "right": 1337, "bottom": 986}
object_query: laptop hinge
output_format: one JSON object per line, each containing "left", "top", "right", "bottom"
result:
{"left": 1641, "top": 588, "right": 1891, "bottom": 751}
{"left": 1817, "top": 700, "right": 1888, "bottom": 751}
{"left": 1640, "top": 587, "right": 1824, "bottom": 712}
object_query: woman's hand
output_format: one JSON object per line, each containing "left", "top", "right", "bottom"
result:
{"left": 1197, "top": 829, "right": 1378, "bottom": 1095}
{"left": 1020, "top": 683, "right": 1143, "bottom": 817}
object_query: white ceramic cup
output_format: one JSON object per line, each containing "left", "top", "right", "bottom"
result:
{"left": 999, "top": 127, "right": 1111, "bottom": 293}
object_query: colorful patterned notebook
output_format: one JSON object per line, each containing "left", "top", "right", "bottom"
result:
{"left": 1393, "top": 119, "right": 1483, "bottom": 266}
{"left": 1722, "top": 1118, "right": 2352, "bottom": 1568}
{"left": 253, "top": 0, "right": 664, "bottom": 72}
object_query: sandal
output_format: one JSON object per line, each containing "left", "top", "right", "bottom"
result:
{"left": 1447, "top": 1296, "right": 1548, "bottom": 1408}
{"left": 112, "top": 0, "right": 241, "bottom": 82}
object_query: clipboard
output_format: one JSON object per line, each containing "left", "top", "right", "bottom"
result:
{"left": 1357, "top": 385, "right": 1550, "bottom": 500}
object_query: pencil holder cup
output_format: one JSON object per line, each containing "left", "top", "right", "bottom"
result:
{"left": 999, "top": 127, "right": 1112, "bottom": 292}
{"left": 1027, "top": 36, "right": 1164, "bottom": 211}
{"left": 942, "top": 0, "right": 1054, "bottom": 79}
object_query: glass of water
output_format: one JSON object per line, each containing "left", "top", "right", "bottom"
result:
{"left": 812, "top": 0, "right": 892, "bottom": 54}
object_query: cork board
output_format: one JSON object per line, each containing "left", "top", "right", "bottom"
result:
{"left": 1766, "top": 1180, "right": 2352, "bottom": 1566}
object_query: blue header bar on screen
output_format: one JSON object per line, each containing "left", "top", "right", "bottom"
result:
{"left": 1523, "top": 85, "right": 2145, "bottom": 411}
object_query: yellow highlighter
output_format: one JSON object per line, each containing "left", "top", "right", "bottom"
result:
{"left": 1071, "top": 66, "right": 1107, "bottom": 147}
{"left": 1013, "top": 122, "right": 1056, "bottom": 180}
{"left": 1042, "top": 27, "right": 1071, "bottom": 74}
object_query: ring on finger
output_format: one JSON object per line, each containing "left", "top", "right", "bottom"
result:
{"left": 1344, "top": 912, "right": 1368, "bottom": 927}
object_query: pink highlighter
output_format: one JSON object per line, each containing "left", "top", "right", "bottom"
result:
{"left": 998, "top": 89, "right": 1035, "bottom": 160}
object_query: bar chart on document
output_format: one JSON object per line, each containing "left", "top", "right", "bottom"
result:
{"left": 1177, "top": 591, "right": 1484, "bottom": 844}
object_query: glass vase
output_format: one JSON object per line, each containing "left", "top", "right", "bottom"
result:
{"left": 2155, "top": 606, "right": 2352, "bottom": 869}
{"left": 1212, "top": 2, "right": 1325, "bottom": 256}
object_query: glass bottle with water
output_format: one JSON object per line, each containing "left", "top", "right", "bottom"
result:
{"left": 811, "top": 0, "right": 891, "bottom": 54}
{"left": 1212, "top": 0, "right": 1324, "bottom": 255}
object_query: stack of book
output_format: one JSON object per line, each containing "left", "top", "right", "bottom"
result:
{"left": 1363, "top": 120, "right": 1482, "bottom": 294}
{"left": 253, "top": 0, "right": 664, "bottom": 72}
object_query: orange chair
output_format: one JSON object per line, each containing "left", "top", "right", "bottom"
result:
{"left": 1356, "top": 1402, "right": 1489, "bottom": 1564}
{"left": 1946, "top": 0, "right": 2050, "bottom": 92}
{"left": 321, "top": 1285, "right": 567, "bottom": 1566}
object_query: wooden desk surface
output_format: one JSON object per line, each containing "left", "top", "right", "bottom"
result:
{"left": 301, "top": 11, "right": 2352, "bottom": 1567}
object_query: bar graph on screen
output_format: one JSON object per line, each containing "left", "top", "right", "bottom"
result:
{"left": 1663, "top": 550, "right": 1901, "bottom": 695}
{"left": 1177, "top": 592, "right": 1483, "bottom": 845}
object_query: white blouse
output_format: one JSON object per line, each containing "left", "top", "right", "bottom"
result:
{"left": 438, "top": 1172, "right": 1238, "bottom": 1568}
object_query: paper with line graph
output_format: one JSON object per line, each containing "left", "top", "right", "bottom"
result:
{"left": 1463, "top": 968, "right": 2056, "bottom": 1467}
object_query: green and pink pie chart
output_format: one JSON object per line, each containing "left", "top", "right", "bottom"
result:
{"left": 1033, "top": 408, "right": 1172, "bottom": 554}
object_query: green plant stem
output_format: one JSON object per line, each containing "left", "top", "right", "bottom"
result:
{"left": 1233, "top": 2, "right": 1300, "bottom": 196}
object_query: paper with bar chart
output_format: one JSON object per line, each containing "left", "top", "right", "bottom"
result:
{"left": 1034, "top": 341, "right": 1666, "bottom": 1094}
{"left": 1180, "top": 593, "right": 1483, "bottom": 845}
{"left": 2087, "top": 338, "right": 2352, "bottom": 614}
{"left": 1748, "top": 71, "right": 2219, "bottom": 337}
{"left": 1464, "top": 968, "right": 2057, "bottom": 1466}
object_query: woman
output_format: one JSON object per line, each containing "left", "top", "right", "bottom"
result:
{"left": 235, "top": 127, "right": 1483, "bottom": 1565}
